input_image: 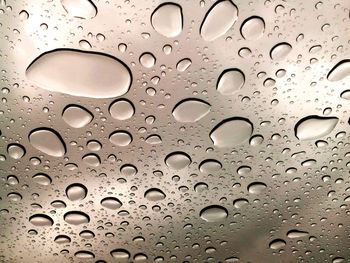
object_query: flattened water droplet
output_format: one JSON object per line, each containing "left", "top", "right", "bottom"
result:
{"left": 79, "top": 230, "right": 95, "bottom": 239}
{"left": 109, "top": 131, "right": 132, "bottom": 146}
{"left": 200, "top": 205, "right": 228, "bottom": 222}
{"left": 295, "top": 115, "right": 338, "bottom": 140}
{"left": 62, "top": 105, "right": 93, "bottom": 128}
{"left": 176, "top": 58, "right": 192, "bottom": 72}
{"left": 270, "top": 42, "right": 292, "bottom": 60}
{"left": 287, "top": 230, "right": 309, "bottom": 238}
{"left": 139, "top": 52, "right": 156, "bottom": 68}
{"left": 210, "top": 117, "right": 253, "bottom": 147}
{"left": 29, "top": 128, "right": 66, "bottom": 157}
{"left": 199, "top": 159, "right": 222, "bottom": 173}
{"left": 32, "top": 173, "right": 52, "bottom": 185}
{"left": 165, "top": 151, "right": 191, "bottom": 170}
{"left": 66, "top": 183, "right": 87, "bottom": 201}
{"left": 144, "top": 188, "right": 166, "bottom": 201}
{"left": 7, "top": 143, "right": 25, "bottom": 159}
{"left": 109, "top": 99, "right": 134, "bottom": 120}
{"left": 29, "top": 214, "right": 54, "bottom": 226}
{"left": 200, "top": 0, "right": 238, "bottom": 41}
{"left": 26, "top": 49, "right": 132, "bottom": 99}
{"left": 64, "top": 211, "right": 90, "bottom": 225}
{"left": 145, "top": 134, "right": 162, "bottom": 144}
{"left": 110, "top": 249, "right": 130, "bottom": 262}
{"left": 240, "top": 16, "right": 265, "bottom": 40}
{"left": 54, "top": 235, "right": 71, "bottom": 244}
{"left": 217, "top": 68, "right": 245, "bottom": 96}
{"left": 101, "top": 197, "right": 122, "bottom": 210}
{"left": 269, "top": 239, "right": 286, "bottom": 249}
{"left": 327, "top": 60, "right": 350, "bottom": 81}
{"left": 233, "top": 198, "right": 249, "bottom": 208}
{"left": 61, "top": 0, "right": 97, "bottom": 19}
{"left": 151, "top": 3, "right": 183, "bottom": 38}
{"left": 75, "top": 251, "right": 95, "bottom": 259}
{"left": 247, "top": 182, "right": 267, "bottom": 194}
{"left": 172, "top": 99, "right": 211, "bottom": 123}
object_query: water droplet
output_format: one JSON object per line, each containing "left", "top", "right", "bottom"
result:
{"left": 327, "top": 60, "right": 350, "bottom": 81}
{"left": 340, "top": 90, "right": 350, "bottom": 100}
{"left": 200, "top": 205, "right": 228, "bottom": 222}
{"left": 87, "top": 140, "right": 102, "bottom": 151}
{"left": 194, "top": 182, "right": 209, "bottom": 193}
{"left": 66, "top": 183, "right": 87, "bottom": 201}
{"left": 79, "top": 39, "right": 92, "bottom": 49}
{"left": 82, "top": 153, "right": 101, "bottom": 167}
{"left": 19, "top": 10, "right": 29, "bottom": 19}
{"left": 145, "top": 134, "right": 162, "bottom": 144}
{"left": 172, "top": 99, "right": 211, "bottom": 123}
{"left": 109, "top": 131, "right": 132, "bottom": 146}
{"left": 247, "top": 182, "right": 267, "bottom": 194}
{"left": 62, "top": 105, "right": 93, "bottom": 128}
{"left": 26, "top": 49, "right": 132, "bottom": 99}
{"left": 64, "top": 211, "right": 90, "bottom": 225}
{"left": 8, "top": 192, "right": 22, "bottom": 202}
{"left": 269, "top": 239, "right": 286, "bottom": 249}
{"left": 139, "top": 52, "right": 156, "bottom": 68}
{"left": 233, "top": 198, "right": 249, "bottom": 208}
{"left": 287, "top": 230, "right": 309, "bottom": 238}
{"left": 151, "top": 3, "right": 183, "bottom": 38}
{"left": 61, "top": 0, "right": 97, "bottom": 19}
{"left": 120, "top": 164, "right": 137, "bottom": 176}
{"left": 101, "top": 197, "right": 122, "bottom": 210}
{"left": 295, "top": 115, "right": 338, "bottom": 140}
{"left": 240, "top": 16, "right": 265, "bottom": 40}
{"left": 144, "top": 188, "right": 166, "bottom": 201}
{"left": 51, "top": 200, "right": 66, "bottom": 208}
{"left": 54, "top": 235, "right": 71, "bottom": 244}
{"left": 199, "top": 159, "right": 222, "bottom": 173}
{"left": 29, "top": 214, "right": 54, "bottom": 226}
{"left": 111, "top": 249, "right": 130, "bottom": 262}
{"left": 7, "top": 175, "right": 19, "bottom": 185}
{"left": 109, "top": 99, "right": 134, "bottom": 120}
{"left": 270, "top": 42, "right": 292, "bottom": 60}
{"left": 176, "top": 58, "right": 192, "bottom": 72}
{"left": 79, "top": 230, "right": 95, "bottom": 239}
{"left": 165, "top": 151, "right": 191, "bottom": 170}
{"left": 200, "top": 0, "right": 238, "bottom": 41}
{"left": 217, "top": 68, "right": 245, "bottom": 95}
{"left": 29, "top": 128, "right": 66, "bottom": 157}
{"left": 32, "top": 173, "right": 52, "bottom": 185}
{"left": 249, "top": 135, "right": 264, "bottom": 146}
{"left": 210, "top": 117, "right": 253, "bottom": 147}
{"left": 7, "top": 143, "right": 25, "bottom": 159}
{"left": 75, "top": 251, "right": 95, "bottom": 259}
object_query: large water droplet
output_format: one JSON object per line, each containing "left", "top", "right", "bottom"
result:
{"left": 61, "top": 0, "right": 97, "bottom": 19}
{"left": 101, "top": 197, "right": 122, "bottom": 210}
{"left": 151, "top": 3, "right": 183, "bottom": 38}
{"left": 144, "top": 188, "right": 166, "bottom": 201}
{"left": 217, "top": 68, "right": 245, "bottom": 96}
{"left": 64, "top": 211, "right": 90, "bottom": 225}
{"left": 109, "top": 99, "right": 134, "bottom": 120}
{"left": 327, "top": 60, "right": 350, "bottom": 81}
{"left": 210, "top": 117, "right": 253, "bottom": 147}
{"left": 172, "top": 99, "right": 211, "bottom": 123}
{"left": 62, "top": 105, "right": 93, "bottom": 128}
{"left": 340, "top": 90, "right": 350, "bottom": 100}
{"left": 66, "top": 183, "right": 88, "bottom": 201}
{"left": 139, "top": 52, "right": 156, "bottom": 68}
{"left": 287, "top": 230, "right": 309, "bottom": 238}
{"left": 200, "top": 205, "right": 228, "bottom": 222}
{"left": 200, "top": 0, "right": 238, "bottom": 41}
{"left": 270, "top": 42, "right": 292, "bottom": 60}
{"left": 247, "top": 182, "right": 267, "bottom": 194}
{"left": 165, "top": 151, "right": 191, "bottom": 170}
{"left": 109, "top": 131, "right": 132, "bottom": 146}
{"left": 176, "top": 58, "right": 192, "bottom": 72}
{"left": 82, "top": 153, "right": 101, "bottom": 167}
{"left": 26, "top": 49, "right": 132, "bottom": 99}
{"left": 29, "top": 128, "right": 66, "bottom": 157}
{"left": 75, "top": 251, "right": 95, "bottom": 259}
{"left": 32, "top": 173, "right": 52, "bottom": 185}
{"left": 295, "top": 115, "right": 338, "bottom": 140}
{"left": 110, "top": 249, "right": 130, "bottom": 262}
{"left": 240, "top": 16, "right": 265, "bottom": 40}
{"left": 29, "top": 214, "right": 54, "bottom": 226}
{"left": 269, "top": 239, "right": 286, "bottom": 249}
{"left": 54, "top": 235, "right": 71, "bottom": 244}
{"left": 7, "top": 143, "right": 25, "bottom": 159}
{"left": 199, "top": 159, "right": 222, "bottom": 173}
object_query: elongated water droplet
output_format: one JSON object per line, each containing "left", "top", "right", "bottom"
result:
{"left": 269, "top": 239, "right": 286, "bottom": 249}
{"left": 101, "top": 197, "right": 122, "bottom": 210}
{"left": 54, "top": 235, "right": 71, "bottom": 244}
{"left": 176, "top": 58, "right": 192, "bottom": 72}
{"left": 200, "top": 205, "right": 228, "bottom": 222}
{"left": 64, "top": 211, "right": 90, "bottom": 225}
{"left": 29, "top": 214, "right": 54, "bottom": 226}
{"left": 144, "top": 188, "right": 166, "bottom": 201}
{"left": 295, "top": 115, "right": 338, "bottom": 140}
{"left": 172, "top": 99, "right": 211, "bottom": 123}
{"left": 26, "top": 49, "right": 132, "bottom": 99}
{"left": 199, "top": 159, "right": 222, "bottom": 173}
{"left": 287, "top": 230, "right": 309, "bottom": 238}
{"left": 75, "top": 251, "right": 95, "bottom": 258}
{"left": 29, "top": 128, "right": 66, "bottom": 157}
{"left": 151, "top": 3, "right": 183, "bottom": 38}
{"left": 61, "top": 0, "right": 97, "bottom": 19}
{"left": 32, "top": 173, "right": 52, "bottom": 185}
{"left": 82, "top": 153, "right": 101, "bottom": 167}
{"left": 217, "top": 68, "right": 245, "bottom": 95}
{"left": 62, "top": 105, "right": 93, "bottom": 128}
{"left": 327, "top": 60, "right": 350, "bottom": 81}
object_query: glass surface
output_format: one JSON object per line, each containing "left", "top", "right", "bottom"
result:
{"left": 1, "top": 0, "right": 350, "bottom": 262}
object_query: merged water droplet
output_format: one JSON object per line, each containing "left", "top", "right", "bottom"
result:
{"left": 101, "top": 197, "right": 122, "bottom": 210}
{"left": 62, "top": 105, "right": 93, "bottom": 128}
{"left": 172, "top": 99, "right": 211, "bottom": 123}
{"left": 200, "top": 205, "right": 228, "bottom": 222}
{"left": 61, "top": 0, "right": 97, "bottom": 19}
{"left": 240, "top": 16, "right": 265, "bottom": 40}
{"left": 151, "top": 3, "right": 183, "bottom": 38}
{"left": 29, "top": 214, "right": 54, "bottom": 227}
{"left": 63, "top": 211, "right": 90, "bottom": 225}
{"left": 109, "top": 131, "right": 133, "bottom": 146}
{"left": 7, "top": 143, "right": 25, "bottom": 159}
{"left": 29, "top": 128, "right": 66, "bottom": 157}
{"left": 109, "top": 99, "right": 134, "bottom": 120}
{"left": 176, "top": 58, "right": 192, "bottom": 72}
{"left": 165, "top": 151, "right": 191, "bottom": 170}
{"left": 26, "top": 49, "right": 132, "bottom": 99}
{"left": 295, "top": 115, "right": 338, "bottom": 140}
{"left": 270, "top": 42, "right": 292, "bottom": 60}
{"left": 144, "top": 188, "right": 166, "bottom": 201}
{"left": 327, "top": 60, "right": 350, "bottom": 81}
{"left": 217, "top": 68, "right": 245, "bottom": 96}
{"left": 66, "top": 183, "right": 88, "bottom": 201}
{"left": 200, "top": 0, "right": 238, "bottom": 41}
{"left": 210, "top": 117, "right": 253, "bottom": 147}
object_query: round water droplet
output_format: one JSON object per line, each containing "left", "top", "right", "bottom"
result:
{"left": 269, "top": 239, "right": 286, "bottom": 249}
{"left": 87, "top": 140, "right": 102, "bottom": 151}
{"left": 66, "top": 183, "right": 87, "bottom": 201}
{"left": 61, "top": 0, "right": 97, "bottom": 19}
{"left": 7, "top": 143, "right": 25, "bottom": 159}
{"left": 165, "top": 152, "right": 191, "bottom": 170}
{"left": 139, "top": 52, "right": 156, "bottom": 68}
{"left": 247, "top": 182, "right": 267, "bottom": 194}
{"left": 151, "top": 3, "right": 183, "bottom": 38}
{"left": 29, "top": 214, "right": 54, "bottom": 226}
{"left": 194, "top": 182, "right": 208, "bottom": 193}
{"left": 217, "top": 69, "right": 245, "bottom": 96}
{"left": 29, "top": 128, "right": 66, "bottom": 157}
{"left": 295, "top": 115, "right": 338, "bottom": 140}
{"left": 172, "top": 99, "right": 211, "bottom": 123}
{"left": 8, "top": 192, "right": 22, "bottom": 202}
{"left": 120, "top": 164, "right": 137, "bottom": 176}
{"left": 32, "top": 173, "right": 52, "bottom": 185}
{"left": 62, "top": 105, "right": 93, "bottom": 128}
{"left": 200, "top": 205, "right": 228, "bottom": 222}
{"left": 199, "top": 159, "right": 222, "bottom": 173}
{"left": 110, "top": 249, "right": 130, "bottom": 262}
{"left": 200, "top": 0, "right": 238, "bottom": 41}
{"left": 240, "top": 16, "right": 265, "bottom": 40}
{"left": 101, "top": 197, "right": 122, "bottom": 210}
{"left": 327, "top": 60, "right": 350, "bottom": 81}
{"left": 210, "top": 117, "right": 253, "bottom": 147}
{"left": 144, "top": 188, "right": 166, "bottom": 201}
{"left": 7, "top": 175, "right": 19, "bottom": 185}
{"left": 249, "top": 135, "right": 264, "bottom": 146}
{"left": 270, "top": 42, "right": 292, "bottom": 60}
{"left": 233, "top": 198, "right": 249, "bottom": 208}
{"left": 26, "top": 49, "right": 132, "bottom": 99}
{"left": 64, "top": 211, "right": 90, "bottom": 225}
{"left": 109, "top": 99, "right": 134, "bottom": 120}
{"left": 176, "top": 58, "right": 192, "bottom": 72}
{"left": 109, "top": 131, "right": 132, "bottom": 146}
{"left": 82, "top": 153, "right": 101, "bottom": 167}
